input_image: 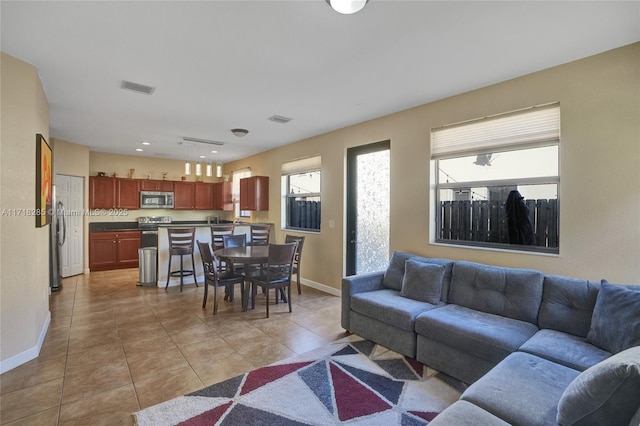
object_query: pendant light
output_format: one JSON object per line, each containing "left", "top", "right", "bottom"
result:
{"left": 326, "top": 0, "right": 368, "bottom": 14}
{"left": 206, "top": 161, "right": 213, "bottom": 177}
{"left": 216, "top": 162, "right": 223, "bottom": 178}
{"left": 195, "top": 161, "right": 202, "bottom": 177}
{"left": 184, "top": 160, "right": 191, "bottom": 175}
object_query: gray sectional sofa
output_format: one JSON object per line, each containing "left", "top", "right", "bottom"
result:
{"left": 341, "top": 251, "right": 640, "bottom": 425}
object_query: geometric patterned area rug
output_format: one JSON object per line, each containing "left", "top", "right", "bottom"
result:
{"left": 134, "top": 336, "right": 466, "bottom": 426}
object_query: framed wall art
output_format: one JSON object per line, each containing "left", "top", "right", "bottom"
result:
{"left": 35, "top": 133, "right": 52, "bottom": 227}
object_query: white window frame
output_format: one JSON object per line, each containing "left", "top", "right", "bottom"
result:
{"left": 232, "top": 168, "right": 251, "bottom": 218}
{"left": 431, "top": 103, "right": 560, "bottom": 253}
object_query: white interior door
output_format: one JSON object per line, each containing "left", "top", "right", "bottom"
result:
{"left": 57, "top": 174, "right": 84, "bottom": 277}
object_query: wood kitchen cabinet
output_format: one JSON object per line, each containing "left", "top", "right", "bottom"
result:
{"left": 116, "top": 179, "right": 140, "bottom": 209}
{"left": 89, "top": 177, "right": 140, "bottom": 209}
{"left": 140, "top": 179, "right": 174, "bottom": 192}
{"left": 89, "top": 230, "right": 141, "bottom": 271}
{"left": 173, "top": 181, "right": 195, "bottom": 209}
{"left": 213, "top": 181, "right": 233, "bottom": 211}
{"left": 194, "top": 183, "right": 214, "bottom": 210}
{"left": 240, "top": 176, "right": 269, "bottom": 211}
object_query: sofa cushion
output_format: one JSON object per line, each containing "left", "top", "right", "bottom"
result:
{"left": 538, "top": 274, "right": 600, "bottom": 337}
{"left": 399, "top": 259, "right": 445, "bottom": 304}
{"left": 587, "top": 281, "right": 640, "bottom": 353}
{"left": 351, "top": 289, "right": 440, "bottom": 331}
{"left": 462, "top": 352, "right": 580, "bottom": 426}
{"left": 415, "top": 304, "right": 538, "bottom": 363}
{"left": 557, "top": 345, "right": 640, "bottom": 426}
{"left": 383, "top": 251, "right": 454, "bottom": 302}
{"left": 448, "top": 261, "right": 544, "bottom": 324}
{"left": 429, "top": 400, "right": 511, "bottom": 426}
{"left": 519, "top": 329, "right": 610, "bottom": 371}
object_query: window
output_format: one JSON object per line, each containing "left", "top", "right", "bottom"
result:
{"left": 431, "top": 104, "right": 560, "bottom": 253}
{"left": 232, "top": 168, "right": 251, "bottom": 218}
{"left": 282, "top": 156, "right": 321, "bottom": 232}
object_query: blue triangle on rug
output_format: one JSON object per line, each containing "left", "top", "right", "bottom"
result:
{"left": 298, "top": 360, "right": 335, "bottom": 414}
{"left": 188, "top": 374, "right": 244, "bottom": 398}
{"left": 331, "top": 344, "right": 358, "bottom": 357}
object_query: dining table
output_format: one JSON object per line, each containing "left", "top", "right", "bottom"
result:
{"left": 214, "top": 245, "right": 269, "bottom": 311}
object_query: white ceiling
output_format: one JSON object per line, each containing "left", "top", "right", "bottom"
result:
{"left": 2, "top": 1, "right": 639, "bottom": 163}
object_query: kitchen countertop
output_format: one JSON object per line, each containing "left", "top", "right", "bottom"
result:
{"left": 89, "top": 222, "right": 141, "bottom": 232}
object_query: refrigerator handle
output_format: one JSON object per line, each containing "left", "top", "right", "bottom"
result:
{"left": 58, "top": 201, "right": 66, "bottom": 246}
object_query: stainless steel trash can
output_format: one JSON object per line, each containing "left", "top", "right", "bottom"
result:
{"left": 138, "top": 247, "right": 157, "bottom": 286}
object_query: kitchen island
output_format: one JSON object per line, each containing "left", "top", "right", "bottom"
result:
{"left": 156, "top": 223, "right": 272, "bottom": 288}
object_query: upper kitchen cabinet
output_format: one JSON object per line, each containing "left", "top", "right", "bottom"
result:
{"left": 173, "top": 181, "right": 195, "bottom": 209}
{"left": 240, "top": 176, "right": 269, "bottom": 211}
{"left": 89, "top": 177, "right": 140, "bottom": 209}
{"left": 213, "top": 181, "right": 233, "bottom": 211}
{"left": 116, "top": 179, "right": 140, "bottom": 209}
{"left": 194, "top": 183, "right": 214, "bottom": 210}
{"left": 140, "top": 179, "right": 174, "bottom": 192}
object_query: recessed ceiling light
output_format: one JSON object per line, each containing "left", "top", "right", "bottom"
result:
{"left": 141, "top": 141, "right": 151, "bottom": 146}
{"left": 136, "top": 148, "right": 143, "bottom": 152}
{"left": 210, "top": 150, "right": 218, "bottom": 154}
{"left": 199, "top": 155, "right": 206, "bottom": 159}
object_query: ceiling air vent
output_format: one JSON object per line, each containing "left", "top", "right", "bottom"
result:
{"left": 121, "top": 80, "right": 155, "bottom": 95}
{"left": 268, "top": 114, "right": 292, "bottom": 124}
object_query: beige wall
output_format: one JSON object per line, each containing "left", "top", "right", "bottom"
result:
{"left": 0, "top": 52, "right": 51, "bottom": 369}
{"left": 224, "top": 43, "right": 640, "bottom": 290}
{"left": 52, "top": 138, "right": 90, "bottom": 271}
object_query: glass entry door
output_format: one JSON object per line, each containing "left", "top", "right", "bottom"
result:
{"left": 346, "top": 141, "right": 390, "bottom": 276}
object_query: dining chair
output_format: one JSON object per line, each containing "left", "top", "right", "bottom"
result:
{"left": 166, "top": 227, "right": 198, "bottom": 292}
{"left": 211, "top": 224, "right": 235, "bottom": 251}
{"left": 250, "top": 224, "right": 271, "bottom": 246}
{"left": 284, "top": 234, "right": 306, "bottom": 295}
{"left": 223, "top": 234, "right": 247, "bottom": 248}
{"left": 250, "top": 242, "right": 297, "bottom": 318}
{"left": 197, "top": 240, "right": 244, "bottom": 315}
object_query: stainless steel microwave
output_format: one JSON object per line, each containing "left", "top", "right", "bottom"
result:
{"left": 140, "top": 191, "right": 174, "bottom": 209}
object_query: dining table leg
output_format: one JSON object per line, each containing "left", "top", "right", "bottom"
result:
{"left": 242, "top": 261, "right": 252, "bottom": 311}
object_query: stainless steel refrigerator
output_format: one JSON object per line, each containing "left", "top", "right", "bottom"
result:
{"left": 50, "top": 185, "right": 66, "bottom": 291}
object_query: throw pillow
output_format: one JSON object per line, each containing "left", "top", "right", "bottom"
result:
{"left": 557, "top": 345, "right": 640, "bottom": 426}
{"left": 399, "top": 259, "right": 445, "bottom": 304}
{"left": 586, "top": 280, "right": 640, "bottom": 353}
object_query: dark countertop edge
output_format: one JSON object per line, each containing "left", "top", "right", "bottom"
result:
{"left": 89, "top": 222, "right": 140, "bottom": 232}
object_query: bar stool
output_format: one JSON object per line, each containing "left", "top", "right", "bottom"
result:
{"left": 165, "top": 227, "right": 198, "bottom": 292}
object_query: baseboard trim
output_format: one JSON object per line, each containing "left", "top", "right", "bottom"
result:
{"left": 0, "top": 311, "right": 51, "bottom": 374}
{"left": 300, "top": 278, "right": 341, "bottom": 297}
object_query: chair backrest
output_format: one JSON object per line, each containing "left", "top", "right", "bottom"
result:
{"left": 168, "top": 227, "right": 195, "bottom": 252}
{"left": 250, "top": 224, "right": 271, "bottom": 246}
{"left": 284, "top": 234, "right": 305, "bottom": 266}
{"left": 266, "top": 243, "right": 297, "bottom": 280}
{"left": 211, "top": 225, "right": 234, "bottom": 251}
{"left": 223, "top": 234, "right": 247, "bottom": 248}
{"left": 196, "top": 240, "right": 215, "bottom": 275}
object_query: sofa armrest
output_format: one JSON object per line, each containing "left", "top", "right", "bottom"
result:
{"left": 341, "top": 271, "right": 385, "bottom": 331}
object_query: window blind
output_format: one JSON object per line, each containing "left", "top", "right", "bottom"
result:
{"left": 431, "top": 104, "right": 560, "bottom": 159}
{"left": 281, "top": 155, "right": 321, "bottom": 174}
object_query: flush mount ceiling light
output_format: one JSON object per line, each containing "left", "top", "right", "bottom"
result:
{"left": 325, "top": 0, "right": 369, "bottom": 14}
{"left": 231, "top": 128, "right": 249, "bottom": 137}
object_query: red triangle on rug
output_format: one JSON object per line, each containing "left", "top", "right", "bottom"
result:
{"left": 330, "top": 362, "right": 392, "bottom": 421}
{"left": 405, "top": 356, "right": 424, "bottom": 377}
{"left": 240, "top": 361, "right": 314, "bottom": 395}
{"left": 177, "top": 400, "right": 233, "bottom": 426}
{"left": 408, "top": 410, "right": 439, "bottom": 421}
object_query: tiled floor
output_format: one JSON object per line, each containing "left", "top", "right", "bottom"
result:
{"left": 0, "top": 269, "right": 345, "bottom": 425}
